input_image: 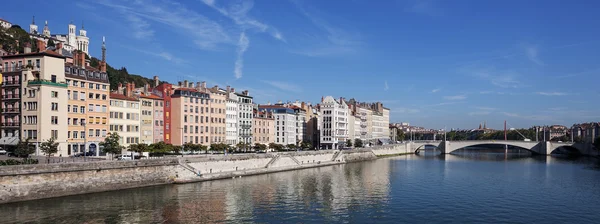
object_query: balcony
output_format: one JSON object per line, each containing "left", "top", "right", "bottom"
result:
{"left": 28, "top": 80, "right": 68, "bottom": 88}
{"left": 2, "top": 81, "right": 20, "bottom": 87}
{"left": 2, "top": 108, "right": 20, "bottom": 113}
{"left": 240, "top": 124, "right": 251, "bottom": 129}
{"left": 2, "top": 94, "right": 20, "bottom": 100}
{"left": 239, "top": 133, "right": 252, "bottom": 137}
{"left": 1, "top": 122, "right": 20, "bottom": 127}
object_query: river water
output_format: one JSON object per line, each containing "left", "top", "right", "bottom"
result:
{"left": 1, "top": 152, "right": 600, "bottom": 223}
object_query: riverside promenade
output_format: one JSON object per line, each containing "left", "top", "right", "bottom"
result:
{"left": 0, "top": 144, "right": 412, "bottom": 204}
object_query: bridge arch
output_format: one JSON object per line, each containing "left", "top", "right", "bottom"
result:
{"left": 444, "top": 141, "right": 542, "bottom": 154}
{"left": 414, "top": 144, "right": 440, "bottom": 153}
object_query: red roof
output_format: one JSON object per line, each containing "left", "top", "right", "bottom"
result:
{"left": 1, "top": 49, "right": 65, "bottom": 59}
{"left": 110, "top": 93, "right": 138, "bottom": 101}
{"left": 175, "top": 87, "right": 199, "bottom": 92}
{"left": 139, "top": 92, "right": 163, "bottom": 100}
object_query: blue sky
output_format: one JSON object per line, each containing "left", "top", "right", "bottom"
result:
{"left": 3, "top": 0, "right": 600, "bottom": 129}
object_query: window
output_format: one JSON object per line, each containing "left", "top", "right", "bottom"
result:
{"left": 51, "top": 130, "right": 58, "bottom": 139}
{"left": 89, "top": 83, "right": 94, "bottom": 89}
{"left": 89, "top": 104, "right": 94, "bottom": 112}
{"left": 81, "top": 82, "right": 85, "bottom": 88}
{"left": 96, "top": 84, "right": 100, "bottom": 90}
{"left": 51, "top": 102, "right": 58, "bottom": 111}
{"left": 89, "top": 93, "right": 93, "bottom": 99}
{"left": 73, "top": 91, "right": 78, "bottom": 100}
{"left": 80, "top": 106, "right": 85, "bottom": 114}
{"left": 51, "top": 75, "right": 56, "bottom": 83}
{"left": 80, "top": 92, "right": 85, "bottom": 101}
{"left": 102, "top": 94, "right": 107, "bottom": 100}
{"left": 51, "top": 91, "right": 58, "bottom": 98}
{"left": 89, "top": 129, "right": 94, "bottom": 137}
{"left": 51, "top": 116, "right": 58, "bottom": 124}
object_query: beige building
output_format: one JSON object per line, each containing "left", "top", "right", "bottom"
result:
{"left": 209, "top": 86, "right": 227, "bottom": 144}
{"left": 253, "top": 109, "right": 274, "bottom": 145}
{"left": 139, "top": 96, "right": 154, "bottom": 145}
{"left": 170, "top": 84, "right": 211, "bottom": 146}
{"left": 109, "top": 83, "right": 140, "bottom": 149}
{"left": 65, "top": 51, "right": 110, "bottom": 156}
{"left": 7, "top": 50, "right": 70, "bottom": 155}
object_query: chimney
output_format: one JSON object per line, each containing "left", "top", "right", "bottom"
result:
{"left": 37, "top": 40, "right": 45, "bottom": 52}
{"left": 153, "top": 76, "right": 159, "bottom": 87}
{"left": 24, "top": 42, "right": 32, "bottom": 54}
{"left": 243, "top": 90, "right": 249, "bottom": 96}
{"left": 118, "top": 83, "right": 123, "bottom": 94}
{"left": 178, "top": 81, "right": 182, "bottom": 87}
{"left": 144, "top": 83, "right": 149, "bottom": 95}
{"left": 126, "top": 83, "right": 133, "bottom": 97}
{"left": 201, "top": 81, "right": 207, "bottom": 89}
{"left": 183, "top": 80, "right": 189, "bottom": 88}
{"left": 230, "top": 88, "right": 235, "bottom": 93}
{"left": 226, "top": 85, "right": 231, "bottom": 94}
{"left": 78, "top": 51, "right": 85, "bottom": 68}
{"left": 321, "top": 96, "right": 324, "bottom": 102}
{"left": 196, "top": 82, "right": 201, "bottom": 90}
{"left": 56, "top": 42, "right": 63, "bottom": 55}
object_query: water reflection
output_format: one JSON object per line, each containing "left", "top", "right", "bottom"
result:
{"left": 0, "top": 153, "right": 599, "bottom": 223}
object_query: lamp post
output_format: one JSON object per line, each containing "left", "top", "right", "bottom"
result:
{"left": 83, "top": 120, "right": 87, "bottom": 162}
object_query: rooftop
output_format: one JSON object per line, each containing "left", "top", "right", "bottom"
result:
{"left": 110, "top": 93, "right": 138, "bottom": 101}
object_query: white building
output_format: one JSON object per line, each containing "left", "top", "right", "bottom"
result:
{"left": 0, "top": 18, "right": 11, "bottom": 29}
{"left": 319, "top": 96, "right": 349, "bottom": 149}
{"left": 109, "top": 93, "right": 140, "bottom": 150}
{"left": 226, "top": 92, "right": 239, "bottom": 145}
{"left": 235, "top": 90, "right": 253, "bottom": 145}
{"left": 259, "top": 105, "right": 297, "bottom": 146}
{"left": 29, "top": 17, "right": 90, "bottom": 55}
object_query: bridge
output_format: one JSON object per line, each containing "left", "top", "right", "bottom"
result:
{"left": 408, "top": 140, "right": 599, "bottom": 156}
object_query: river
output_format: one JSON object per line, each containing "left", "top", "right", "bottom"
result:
{"left": 1, "top": 152, "right": 599, "bottom": 223}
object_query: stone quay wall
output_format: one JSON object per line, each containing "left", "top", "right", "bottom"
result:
{"left": 0, "top": 145, "right": 411, "bottom": 204}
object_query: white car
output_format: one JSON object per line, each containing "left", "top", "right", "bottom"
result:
{"left": 0, "top": 149, "right": 7, "bottom": 155}
{"left": 117, "top": 155, "right": 133, "bottom": 160}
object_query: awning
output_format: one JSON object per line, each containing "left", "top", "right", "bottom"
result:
{"left": 0, "top": 136, "right": 19, "bottom": 146}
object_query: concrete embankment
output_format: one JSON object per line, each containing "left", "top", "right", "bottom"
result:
{"left": 0, "top": 145, "right": 412, "bottom": 204}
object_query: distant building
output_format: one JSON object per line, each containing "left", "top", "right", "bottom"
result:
{"left": 318, "top": 96, "right": 349, "bottom": 149}
{"left": 0, "top": 18, "right": 12, "bottom": 29}
{"left": 28, "top": 17, "right": 90, "bottom": 55}
{"left": 253, "top": 108, "right": 274, "bottom": 145}
{"left": 225, "top": 89, "right": 238, "bottom": 145}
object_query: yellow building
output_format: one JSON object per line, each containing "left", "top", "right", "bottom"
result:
{"left": 209, "top": 86, "right": 227, "bottom": 144}
{"left": 65, "top": 51, "right": 110, "bottom": 156}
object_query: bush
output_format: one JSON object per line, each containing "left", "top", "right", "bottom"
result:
{"left": 0, "top": 158, "right": 38, "bottom": 166}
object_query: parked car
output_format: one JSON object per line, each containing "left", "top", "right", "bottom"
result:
{"left": 117, "top": 155, "right": 133, "bottom": 160}
{"left": 7, "top": 152, "right": 29, "bottom": 158}
{"left": 0, "top": 149, "right": 7, "bottom": 155}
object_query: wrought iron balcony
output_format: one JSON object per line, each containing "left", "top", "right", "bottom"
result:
{"left": 1, "top": 94, "right": 20, "bottom": 100}
{"left": 1, "top": 122, "right": 20, "bottom": 127}
{"left": 2, "top": 81, "right": 20, "bottom": 86}
{"left": 2, "top": 108, "right": 20, "bottom": 113}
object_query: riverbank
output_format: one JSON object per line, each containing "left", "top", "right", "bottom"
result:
{"left": 0, "top": 144, "right": 412, "bottom": 204}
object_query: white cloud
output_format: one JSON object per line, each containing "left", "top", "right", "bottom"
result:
{"left": 200, "top": 0, "right": 284, "bottom": 41}
{"left": 525, "top": 45, "right": 544, "bottom": 65}
{"left": 262, "top": 80, "right": 302, "bottom": 92}
{"left": 234, "top": 32, "right": 250, "bottom": 79}
{"left": 384, "top": 81, "right": 389, "bottom": 91}
{"left": 290, "top": 1, "right": 361, "bottom": 57}
{"left": 535, "top": 92, "right": 569, "bottom": 96}
{"left": 125, "top": 14, "right": 154, "bottom": 39}
{"left": 473, "top": 106, "right": 496, "bottom": 111}
{"left": 443, "top": 95, "right": 467, "bottom": 100}
{"left": 462, "top": 66, "right": 524, "bottom": 88}
{"left": 431, "top": 88, "right": 441, "bottom": 93}
{"left": 95, "top": 0, "right": 231, "bottom": 50}
{"left": 468, "top": 111, "right": 492, "bottom": 116}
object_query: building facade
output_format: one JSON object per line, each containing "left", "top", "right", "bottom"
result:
{"left": 253, "top": 109, "right": 274, "bottom": 145}
{"left": 225, "top": 91, "right": 238, "bottom": 145}
{"left": 65, "top": 50, "right": 109, "bottom": 156}
{"left": 318, "top": 96, "right": 349, "bottom": 149}
{"left": 29, "top": 18, "right": 90, "bottom": 55}
{"left": 209, "top": 86, "right": 227, "bottom": 144}
{"left": 109, "top": 85, "right": 140, "bottom": 149}
{"left": 236, "top": 91, "right": 253, "bottom": 145}
{"left": 170, "top": 86, "right": 211, "bottom": 146}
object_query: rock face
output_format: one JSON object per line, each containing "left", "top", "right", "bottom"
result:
{"left": 0, "top": 145, "right": 412, "bottom": 204}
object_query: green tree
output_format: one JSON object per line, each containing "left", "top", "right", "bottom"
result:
{"left": 39, "top": 138, "right": 59, "bottom": 160}
{"left": 346, "top": 139, "right": 353, "bottom": 148}
{"left": 128, "top": 143, "right": 148, "bottom": 159}
{"left": 254, "top": 143, "right": 267, "bottom": 151}
{"left": 47, "top": 39, "right": 55, "bottom": 47}
{"left": 183, "top": 142, "right": 196, "bottom": 153}
{"left": 15, "top": 138, "right": 35, "bottom": 158}
{"left": 100, "top": 132, "right": 124, "bottom": 159}
{"left": 354, "top": 138, "right": 363, "bottom": 148}
{"left": 172, "top": 145, "right": 182, "bottom": 154}
{"left": 396, "top": 130, "right": 406, "bottom": 141}
{"left": 300, "top": 141, "right": 312, "bottom": 150}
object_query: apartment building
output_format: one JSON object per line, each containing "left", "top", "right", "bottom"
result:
{"left": 153, "top": 79, "right": 173, "bottom": 144}
{"left": 170, "top": 85, "right": 211, "bottom": 146}
{"left": 139, "top": 94, "right": 154, "bottom": 144}
{"left": 225, "top": 91, "right": 238, "bottom": 145}
{"left": 318, "top": 96, "right": 349, "bottom": 149}
{"left": 236, "top": 90, "right": 253, "bottom": 145}
{"left": 289, "top": 105, "right": 306, "bottom": 145}
{"left": 259, "top": 105, "right": 297, "bottom": 146}
{"left": 0, "top": 48, "right": 69, "bottom": 155}
{"left": 209, "top": 86, "right": 227, "bottom": 144}
{"left": 253, "top": 108, "right": 274, "bottom": 145}
{"left": 109, "top": 83, "right": 140, "bottom": 149}
{"left": 65, "top": 51, "right": 109, "bottom": 156}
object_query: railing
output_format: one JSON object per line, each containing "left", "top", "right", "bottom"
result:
{"left": 2, "top": 108, "right": 20, "bottom": 113}
{"left": 240, "top": 124, "right": 251, "bottom": 129}
{"left": 2, "top": 81, "right": 20, "bottom": 86}
{"left": 1, "top": 122, "right": 20, "bottom": 127}
{"left": 1, "top": 94, "right": 20, "bottom": 99}
{"left": 28, "top": 80, "right": 68, "bottom": 87}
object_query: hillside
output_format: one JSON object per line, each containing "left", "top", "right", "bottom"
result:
{"left": 89, "top": 57, "right": 162, "bottom": 90}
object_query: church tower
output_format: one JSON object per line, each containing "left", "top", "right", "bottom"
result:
{"left": 68, "top": 21, "right": 77, "bottom": 48}
{"left": 42, "top": 20, "right": 51, "bottom": 37}
{"left": 99, "top": 36, "right": 107, "bottom": 72}
{"left": 29, "top": 16, "right": 38, "bottom": 34}
{"left": 76, "top": 21, "right": 90, "bottom": 55}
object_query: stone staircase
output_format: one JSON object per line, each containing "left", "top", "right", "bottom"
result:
{"left": 331, "top": 150, "right": 344, "bottom": 162}
{"left": 178, "top": 159, "right": 201, "bottom": 176}
{"left": 265, "top": 154, "right": 280, "bottom": 168}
